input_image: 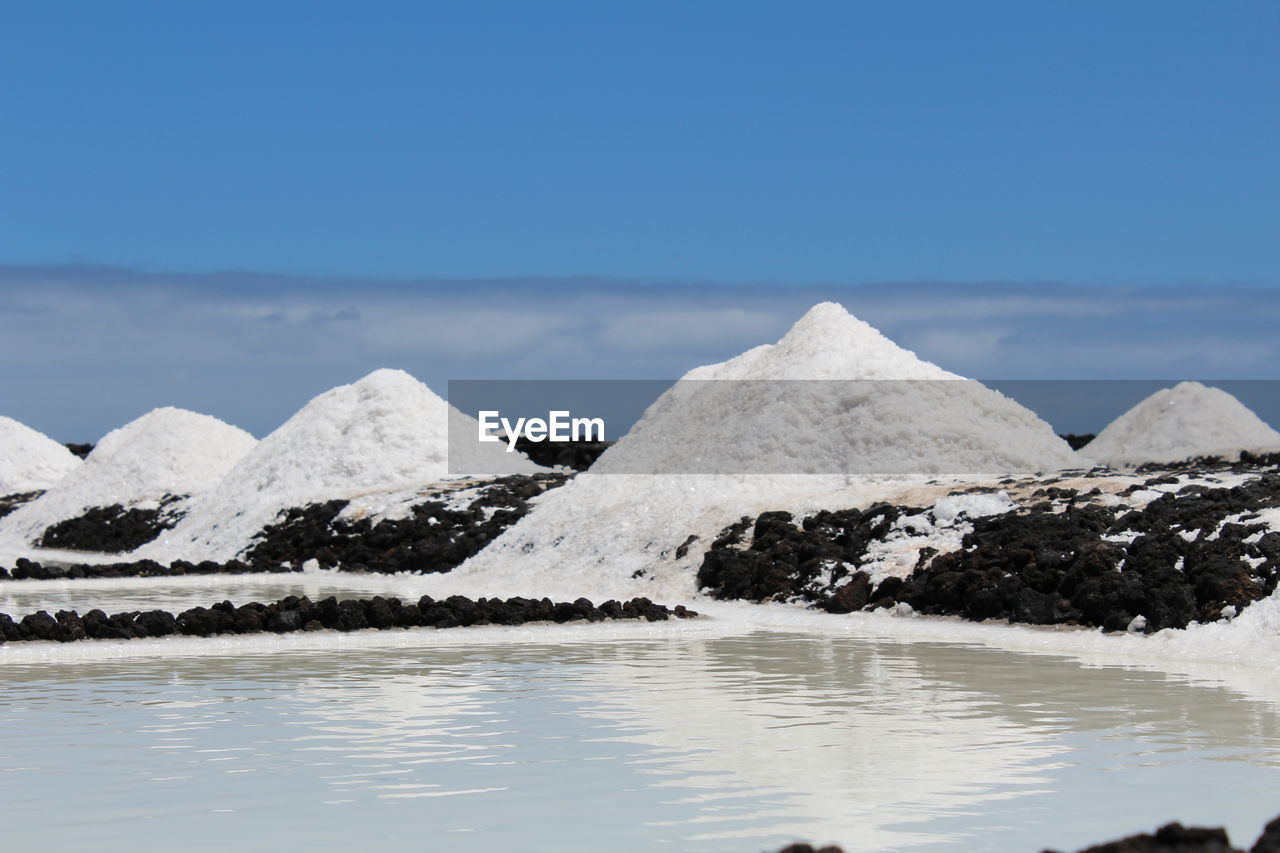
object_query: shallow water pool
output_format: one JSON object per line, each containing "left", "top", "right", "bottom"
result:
{"left": 3, "top": 628, "right": 1278, "bottom": 851}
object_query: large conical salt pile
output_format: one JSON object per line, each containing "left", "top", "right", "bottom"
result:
{"left": 0, "top": 407, "right": 257, "bottom": 546}
{"left": 138, "top": 368, "right": 546, "bottom": 562}
{"left": 0, "top": 416, "right": 81, "bottom": 494}
{"left": 592, "top": 302, "right": 1077, "bottom": 476}
{"left": 440, "top": 303, "right": 1078, "bottom": 602}
{"left": 1082, "top": 381, "right": 1280, "bottom": 467}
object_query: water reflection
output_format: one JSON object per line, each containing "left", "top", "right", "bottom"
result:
{"left": 1, "top": 633, "right": 1278, "bottom": 852}
{"left": 0, "top": 574, "right": 385, "bottom": 616}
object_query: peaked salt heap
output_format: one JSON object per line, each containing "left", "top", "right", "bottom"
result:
{"left": 0, "top": 415, "right": 81, "bottom": 495}
{"left": 138, "top": 368, "right": 545, "bottom": 562}
{"left": 0, "top": 407, "right": 257, "bottom": 546}
{"left": 683, "top": 301, "right": 958, "bottom": 382}
{"left": 1083, "top": 381, "right": 1280, "bottom": 467}
{"left": 444, "top": 303, "right": 1077, "bottom": 601}
{"left": 593, "top": 302, "right": 1076, "bottom": 476}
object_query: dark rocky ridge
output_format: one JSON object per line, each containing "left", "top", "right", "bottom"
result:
{"left": 0, "top": 594, "right": 698, "bottom": 643}
{"left": 0, "top": 491, "right": 41, "bottom": 519}
{"left": 243, "top": 472, "right": 569, "bottom": 573}
{"left": 0, "top": 556, "right": 297, "bottom": 581}
{"left": 771, "top": 812, "right": 1280, "bottom": 853}
{"left": 8, "top": 473, "right": 567, "bottom": 576}
{"left": 1043, "top": 821, "right": 1246, "bottom": 853}
{"left": 506, "top": 437, "right": 613, "bottom": 470}
{"left": 699, "top": 467, "right": 1280, "bottom": 632}
{"left": 37, "top": 495, "right": 187, "bottom": 552}
{"left": 1059, "top": 433, "right": 1096, "bottom": 450}
{"left": 63, "top": 442, "right": 94, "bottom": 459}
{"left": 1133, "top": 451, "right": 1280, "bottom": 476}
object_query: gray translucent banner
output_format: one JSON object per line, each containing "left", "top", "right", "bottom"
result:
{"left": 447, "top": 379, "right": 1280, "bottom": 475}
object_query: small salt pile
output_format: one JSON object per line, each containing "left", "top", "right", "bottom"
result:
{"left": 138, "top": 368, "right": 545, "bottom": 562}
{"left": 445, "top": 303, "right": 1077, "bottom": 602}
{"left": 1082, "top": 381, "right": 1280, "bottom": 467}
{"left": 0, "top": 407, "right": 257, "bottom": 546}
{"left": 0, "top": 415, "right": 82, "bottom": 494}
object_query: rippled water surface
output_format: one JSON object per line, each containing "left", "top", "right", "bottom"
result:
{"left": 3, "top": 630, "right": 1279, "bottom": 852}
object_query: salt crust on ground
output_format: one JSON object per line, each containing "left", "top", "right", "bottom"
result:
{"left": 0, "top": 408, "right": 256, "bottom": 546}
{"left": 0, "top": 416, "right": 81, "bottom": 494}
{"left": 1083, "top": 381, "right": 1280, "bottom": 468}
{"left": 6, "top": 467, "right": 1280, "bottom": 707}
{"left": 453, "top": 303, "right": 1080, "bottom": 600}
{"left": 137, "top": 369, "right": 545, "bottom": 563}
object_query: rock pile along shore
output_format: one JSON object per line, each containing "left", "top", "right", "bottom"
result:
{"left": 0, "top": 594, "right": 698, "bottom": 643}
{"left": 771, "top": 811, "right": 1280, "bottom": 853}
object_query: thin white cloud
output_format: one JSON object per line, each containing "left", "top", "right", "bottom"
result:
{"left": 900, "top": 326, "right": 1014, "bottom": 371}
{"left": 595, "top": 308, "right": 780, "bottom": 354}
{"left": 2, "top": 266, "right": 1278, "bottom": 439}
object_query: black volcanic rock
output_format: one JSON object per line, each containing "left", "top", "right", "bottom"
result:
{"left": 63, "top": 443, "right": 94, "bottom": 459}
{"left": 697, "top": 505, "right": 905, "bottom": 605}
{"left": 1252, "top": 816, "right": 1280, "bottom": 853}
{"left": 242, "top": 473, "right": 569, "bottom": 574}
{"left": 1044, "top": 821, "right": 1239, "bottom": 853}
{"left": 0, "top": 491, "right": 42, "bottom": 519}
{"left": 506, "top": 437, "right": 613, "bottom": 470}
{"left": 0, "top": 594, "right": 698, "bottom": 644}
{"left": 38, "top": 497, "right": 187, "bottom": 552}
{"left": 775, "top": 812, "right": 1280, "bottom": 853}
{"left": 698, "top": 466, "right": 1280, "bottom": 632}
{"left": 1059, "top": 433, "right": 1097, "bottom": 450}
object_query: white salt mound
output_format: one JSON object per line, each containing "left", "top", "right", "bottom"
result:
{"left": 448, "top": 302, "right": 1078, "bottom": 602}
{"left": 595, "top": 301, "right": 1078, "bottom": 476}
{"left": 138, "top": 368, "right": 545, "bottom": 562}
{"left": 0, "top": 416, "right": 81, "bottom": 494}
{"left": 1083, "top": 381, "right": 1280, "bottom": 468}
{"left": 683, "top": 301, "right": 958, "bottom": 382}
{"left": 0, "top": 407, "right": 257, "bottom": 546}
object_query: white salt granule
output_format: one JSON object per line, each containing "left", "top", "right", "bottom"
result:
{"left": 451, "top": 303, "right": 1077, "bottom": 601}
{"left": 138, "top": 369, "right": 544, "bottom": 562}
{"left": 592, "top": 301, "right": 1077, "bottom": 477}
{"left": 0, "top": 415, "right": 81, "bottom": 494}
{"left": 1083, "top": 381, "right": 1280, "bottom": 468}
{"left": 0, "top": 407, "right": 256, "bottom": 546}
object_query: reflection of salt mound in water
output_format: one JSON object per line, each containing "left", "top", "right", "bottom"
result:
{"left": 1083, "top": 382, "right": 1280, "bottom": 467}
{"left": 0, "top": 407, "right": 256, "bottom": 545}
{"left": 0, "top": 415, "right": 81, "bottom": 494}
{"left": 583, "top": 636, "right": 1067, "bottom": 849}
{"left": 451, "top": 303, "right": 1077, "bottom": 601}
{"left": 139, "top": 369, "right": 545, "bottom": 563}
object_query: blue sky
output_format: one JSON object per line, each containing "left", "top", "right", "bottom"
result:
{"left": 2, "top": 1, "right": 1276, "bottom": 282}
{"left": 1, "top": 3, "right": 1277, "bottom": 441}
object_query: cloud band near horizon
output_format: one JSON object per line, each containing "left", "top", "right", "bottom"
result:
{"left": 2, "top": 266, "right": 1277, "bottom": 443}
